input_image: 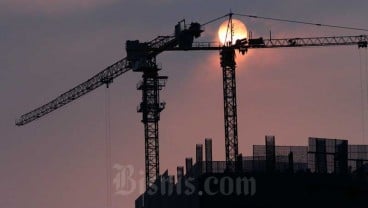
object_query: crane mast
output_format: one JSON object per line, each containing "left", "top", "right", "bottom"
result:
{"left": 16, "top": 14, "right": 368, "bottom": 190}
{"left": 220, "top": 14, "right": 239, "bottom": 170}
{"left": 221, "top": 46, "right": 239, "bottom": 170}
{"left": 137, "top": 66, "right": 167, "bottom": 190}
{"left": 126, "top": 20, "right": 203, "bottom": 189}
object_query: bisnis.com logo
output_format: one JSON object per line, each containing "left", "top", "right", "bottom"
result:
{"left": 112, "top": 164, "right": 256, "bottom": 197}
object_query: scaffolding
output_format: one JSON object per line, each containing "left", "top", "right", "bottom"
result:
{"left": 308, "top": 137, "right": 348, "bottom": 174}
{"left": 252, "top": 142, "right": 308, "bottom": 173}
{"left": 348, "top": 145, "right": 368, "bottom": 171}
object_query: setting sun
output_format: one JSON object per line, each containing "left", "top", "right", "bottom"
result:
{"left": 218, "top": 19, "right": 248, "bottom": 45}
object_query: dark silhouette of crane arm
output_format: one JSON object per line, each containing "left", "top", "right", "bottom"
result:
{"left": 15, "top": 22, "right": 367, "bottom": 126}
{"left": 167, "top": 35, "right": 368, "bottom": 51}
{"left": 15, "top": 21, "right": 203, "bottom": 126}
{"left": 15, "top": 58, "right": 130, "bottom": 126}
{"left": 248, "top": 35, "right": 368, "bottom": 48}
{"left": 15, "top": 35, "right": 181, "bottom": 126}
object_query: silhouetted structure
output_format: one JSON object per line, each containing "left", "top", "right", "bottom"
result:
{"left": 205, "top": 138, "right": 213, "bottom": 173}
{"left": 136, "top": 136, "right": 368, "bottom": 208}
{"left": 16, "top": 14, "right": 368, "bottom": 191}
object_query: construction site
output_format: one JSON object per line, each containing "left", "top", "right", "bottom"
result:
{"left": 135, "top": 136, "right": 368, "bottom": 208}
{"left": 15, "top": 12, "right": 368, "bottom": 208}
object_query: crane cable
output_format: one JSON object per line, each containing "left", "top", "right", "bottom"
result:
{"left": 234, "top": 13, "right": 368, "bottom": 32}
{"left": 224, "top": 15, "right": 232, "bottom": 45}
{"left": 105, "top": 87, "right": 112, "bottom": 208}
{"left": 364, "top": 48, "right": 368, "bottom": 145}
{"left": 201, "top": 13, "right": 230, "bottom": 27}
{"left": 359, "top": 49, "right": 366, "bottom": 145}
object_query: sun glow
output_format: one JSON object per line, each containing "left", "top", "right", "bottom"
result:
{"left": 218, "top": 19, "right": 248, "bottom": 45}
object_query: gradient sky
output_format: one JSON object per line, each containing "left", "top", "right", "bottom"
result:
{"left": 1, "top": 0, "right": 368, "bottom": 208}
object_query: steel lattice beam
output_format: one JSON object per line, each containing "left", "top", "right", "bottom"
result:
{"left": 220, "top": 47, "right": 239, "bottom": 170}
{"left": 261, "top": 35, "right": 368, "bottom": 48}
{"left": 137, "top": 68, "right": 167, "bottom": 189}
{"left": 16, "top": 58, "right": 130, "bottom": 126}
{"left": 166, "top": 35, "right": 368, "bottom": 51}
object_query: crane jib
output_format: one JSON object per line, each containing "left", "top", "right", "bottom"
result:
{"left": 16, "top": 33, "right": 368, "bottom": 126}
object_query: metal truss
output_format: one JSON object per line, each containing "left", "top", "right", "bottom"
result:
{"left": 137, "top": 67, "right": 167, "bottom": 189}
{"left": 220, "top": 47, "right": 239, "bottom": 170}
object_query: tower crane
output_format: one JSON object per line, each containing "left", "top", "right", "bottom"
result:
{"left": 16, "top": 13, "right": 368, "bottom": 189}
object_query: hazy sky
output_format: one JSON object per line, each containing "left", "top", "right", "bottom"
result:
{"left": 1, "top": 0, "right": 368, "bottom": 208}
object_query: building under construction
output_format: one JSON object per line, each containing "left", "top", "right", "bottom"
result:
{"left": 135, "top": 136, "right": 368, "bottom": 208}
